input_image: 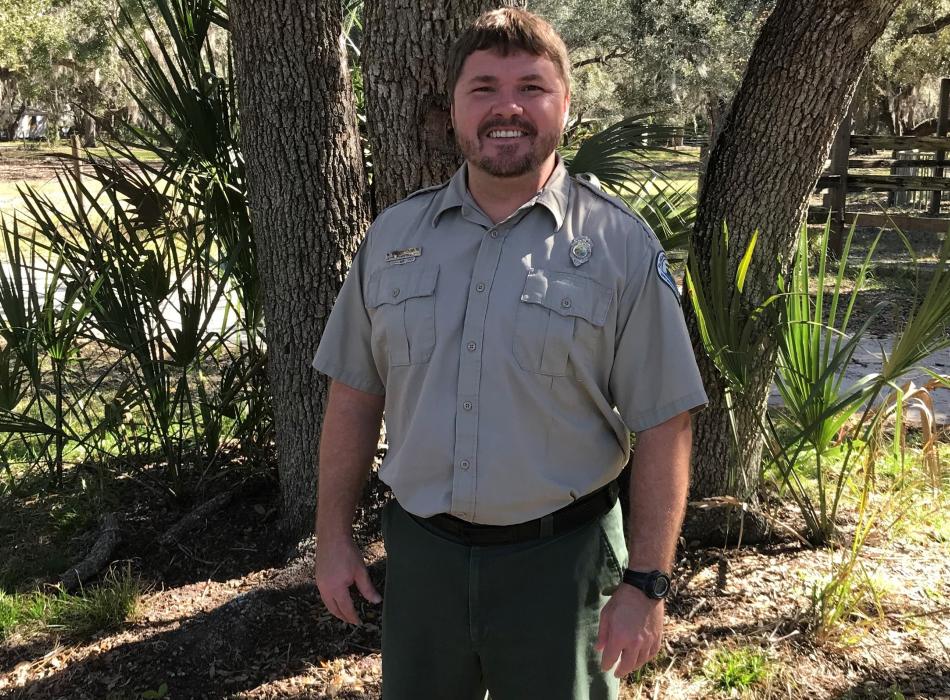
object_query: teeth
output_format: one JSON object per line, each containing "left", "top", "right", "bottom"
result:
{"left": 488, "top": 130, "right": 525, "bottom": 138}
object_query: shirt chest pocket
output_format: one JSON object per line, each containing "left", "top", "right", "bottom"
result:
{"left": 513, "top": 270, "right": 612, "bottom": 376}
{"left": 367, "top": 264, "right": 439, "bottom": 367}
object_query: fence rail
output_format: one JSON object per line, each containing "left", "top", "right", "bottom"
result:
{"left": 814, "top": 76, "right": 950, "bottom": 253}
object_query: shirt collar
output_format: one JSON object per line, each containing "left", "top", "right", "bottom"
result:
{"left": 431, "top": 154, "right": 571, "bottom": 230}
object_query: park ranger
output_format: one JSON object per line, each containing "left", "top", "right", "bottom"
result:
{"left": 312, "top": 8, "right": 707, "bottom": 700}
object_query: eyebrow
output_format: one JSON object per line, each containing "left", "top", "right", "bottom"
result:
{"left": 467, "top": 73, "right": 548, "bottom": 84}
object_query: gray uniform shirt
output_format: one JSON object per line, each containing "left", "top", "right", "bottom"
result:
{"left": 313, "top": 158, "right": 707, "bottom": 525}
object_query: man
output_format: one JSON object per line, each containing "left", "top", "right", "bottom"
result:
{"left": 313, "top": 8, "right": 707, "bottom": 700}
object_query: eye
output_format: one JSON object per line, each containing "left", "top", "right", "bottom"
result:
{"left": 522, "top": 84, "right": 543, "bottom": 92}
{"left": 472, "top": 86, "right": 493, "bottom": 93}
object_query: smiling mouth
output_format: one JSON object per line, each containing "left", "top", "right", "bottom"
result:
{"left": 485, "top": 128, "right": 529, "bottom": 139}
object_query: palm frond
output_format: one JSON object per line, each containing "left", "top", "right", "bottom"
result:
{"left": 562, "top": 113, "right": 690, "bottom": 195}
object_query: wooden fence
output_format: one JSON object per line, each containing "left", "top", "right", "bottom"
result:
{"left": 810, "top": 77, "right": 950, "bottom": 254}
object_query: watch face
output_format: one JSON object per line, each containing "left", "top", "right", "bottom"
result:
{"left": 651, "top": 574, "right": 671, "bottom": 598}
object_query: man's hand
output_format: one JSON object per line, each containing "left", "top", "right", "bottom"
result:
{"left": 594, "top": 584, "right": 663, "bottom": 677}
{"left": 314, "top": 536, "right": 382, "bottom": 626}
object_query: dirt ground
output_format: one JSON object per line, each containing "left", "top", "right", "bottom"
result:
{"left": 1, "top": 465, "right": 948, "bottom": 700}
{"left": 1, "top": 146, "right": 948, "bottom": 699}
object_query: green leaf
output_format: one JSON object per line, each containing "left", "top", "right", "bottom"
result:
{"left": 736, "top": 230, "right": 758, "bottom": 293}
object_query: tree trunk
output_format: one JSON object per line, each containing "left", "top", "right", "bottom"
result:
{"left": 363, "top": 0, "right": 525, "bottom": 212}
{"left": 80, "top": 113, "right": 97, "bottom": 148}
{"left": 682, "top": 0, "right": 900, "bottom": 544}
{"left": 231, "top": 1, "right": 371, "bottom": 538}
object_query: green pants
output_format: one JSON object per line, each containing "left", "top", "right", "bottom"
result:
{"left": 380, "top": 497, "right": 628, "bottom": 700}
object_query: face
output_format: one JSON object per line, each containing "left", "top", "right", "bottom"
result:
{"left": 451, "top": 49, "right": 569, "bottom": 179}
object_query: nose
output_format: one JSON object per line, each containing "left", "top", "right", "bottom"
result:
{"left": 491, "top": 90, "right": 524, "bottom": 119}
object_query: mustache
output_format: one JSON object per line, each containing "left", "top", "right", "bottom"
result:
{"left": 479, "top": 119, "right": 535, "bottom": 137}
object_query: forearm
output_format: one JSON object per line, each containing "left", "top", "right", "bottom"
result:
{"left": 315, "top": 380, "right": 385, "bottom": 542}
{"left": 626, "top": 411, "right": 692, "bottom": 571}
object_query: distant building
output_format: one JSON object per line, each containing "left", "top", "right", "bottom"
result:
{"left": 2, "top": 107, "right": 49, "bottom": 140}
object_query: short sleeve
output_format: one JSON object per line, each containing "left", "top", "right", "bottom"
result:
{"left": 609, "top": 233, "right": 707, "bottom": 432}
{"left": 312, "top": 242, "right": 385, "bottom": 395}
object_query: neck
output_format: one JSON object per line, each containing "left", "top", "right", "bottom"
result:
{"left": 466, "top": 153, "right": 557, "bottom": 225}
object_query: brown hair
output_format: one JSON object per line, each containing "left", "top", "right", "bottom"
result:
{"left": 446, "top": 8, "right": 570, "bottom": 100}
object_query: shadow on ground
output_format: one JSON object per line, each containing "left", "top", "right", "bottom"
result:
{"left": 0, "top": 467, "right": 291, "bottom": 595}
{"left": 4, "top": 578, "right": 385, "bottom": 699}
{"left": 834, "top": 659, "right": 950, "bottom": 698}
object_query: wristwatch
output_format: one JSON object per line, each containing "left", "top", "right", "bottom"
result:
{"left": 621, "top": 569, "right": 672, "bottom": 600}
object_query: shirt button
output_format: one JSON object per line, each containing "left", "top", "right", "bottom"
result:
{"left": 392, "top": 288, "right": 400, "bottom": 298}
{"left": 521, "top": 294, "right": 530, "bottom": 301}
{"left": 561, "top": 297, "right": 572, "bottom": 308}
{"left": 475, "top": 282, "right": 486, "bottom": 293}
{"left": 490, "top": 230, "right": 499, "bottom": 239}
{"left": 459, "top": 459, "right": 471, "bottom": 470}
{"left": 463, "top": 401, "right": 473, "bottom": 410}
{"left": 467, "top": 341, "right": 477, "bottom": 352}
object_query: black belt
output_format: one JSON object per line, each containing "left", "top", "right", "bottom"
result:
{"left": 411, "top": 481, "right": 620, "bottom": 546}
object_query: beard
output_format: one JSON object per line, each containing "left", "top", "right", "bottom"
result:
{"left": 455, "top": 121, "right": 561, "bottom": 178}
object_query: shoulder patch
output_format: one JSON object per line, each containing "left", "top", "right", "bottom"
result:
{"left": 655, "top": 250, "right": 681, "bottom": 305}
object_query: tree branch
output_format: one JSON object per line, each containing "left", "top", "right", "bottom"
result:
{"left": 572, "top": 46, "right": 629, "bottom": 70}
{"left": 906, "top": 13, "right": 950, "bottom": 36}
{"left": 60, "top": 513, "right": 121, "bottom": 591}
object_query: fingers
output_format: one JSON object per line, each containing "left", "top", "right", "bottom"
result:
{"left": 615, "top": 646, "right": 640, "bottom": 678}
{"left": 594, "top": 611, "right": 610, "bottom": 652}
{"left": 315, "top": 546, "right": 381, "bottom": 626}
{"left": 318, "top": 580, "right": 363, "bottom": 626}
{"left": 597, "top": 605, "right": 663, "bottom": 678}
{"left": 336, "top": 589, "right": 362, "bottom": 626}
{"left": 323, "top": 595, "right": 347, "bottom": 624}
{"left": 610, "top": 635, "right": 658, "bottom": 678}
{"left": 355, "top": 564, "right": 383, "bottom": 605}
{"left": 598, "top": 616, "right": 623, "bottom": 673}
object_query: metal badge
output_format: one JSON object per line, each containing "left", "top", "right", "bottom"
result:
{"left": 385, "top": 247, "right": 422, "bottom": 265}
{"left": 570, "top": 236, "right": 593, "bottom": 267}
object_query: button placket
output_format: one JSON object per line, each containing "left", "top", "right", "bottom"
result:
{"left": 450, "top": 225, "right": 506, "bottom": 520}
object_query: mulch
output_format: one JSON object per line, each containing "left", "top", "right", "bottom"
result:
{"left": 1, "top": 476, "right": 948, "bottom": 699}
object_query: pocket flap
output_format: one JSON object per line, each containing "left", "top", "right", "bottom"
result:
{"left": 367, "top": 264, "right": 439, "bottom": 308}
{"left": 520, "top": 270, "right": 611, "bottom": 326}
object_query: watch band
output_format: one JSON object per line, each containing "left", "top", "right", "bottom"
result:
{"left": 621, "top": 569, "right": 672, "bottom": 599}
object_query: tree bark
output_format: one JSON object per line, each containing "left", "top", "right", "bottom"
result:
{"left": 80, "top": 113, "right": 97, "bottom": 148}
{"left": 60, "top": 513, "right": 120, "bottom": 591}
{"left": 230, "top": 1, "right": 371, "bottom": 538}
{"left": 363, "top": 0, "right": 526, "bottom": 212}
{"left": 683, "top": 0, "right": 900, "bottom": 543}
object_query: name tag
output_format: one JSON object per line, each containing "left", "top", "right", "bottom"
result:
{"left": 385, "top": 247, "right": 422, "bottom": 265}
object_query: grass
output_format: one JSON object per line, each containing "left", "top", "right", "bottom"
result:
{"left": 0, "top": 177, "right": 111, "bottom": 232}
{"left": 702, "top": 646, "right": 771, "bottom": 692}
{"left": 763, "top": 428, "right": 949, "bottom": 515}
{"left": 809, "top": 560, "right": 888, "bottom": 645}
{"left": 0, "top": 547, "right": 74, "bottom": 593}
{"left": 0, "top": 564, "right": 143, "bottom": 641}
{"left": 0, "top": 138, "right": 161, "bottom": 224}
{"left": 0, "top": 139, "right": 161, "bottom": 162}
